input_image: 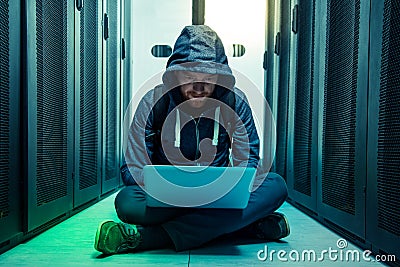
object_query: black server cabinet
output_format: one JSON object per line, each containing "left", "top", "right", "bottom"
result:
{"left": 286, "top": 0, "right": 318, "bottom": 212}
{"left": 265, "top": 0, "right": 276, "bottom": 110}
{"left": 367, "top": 0, "right": 400, "bottom": 259}
{"left": 24, "top": 0, "right": 74, "bottom": 231}
{"left": 120, "top": 0, "right": 130, "bottom": 186}
{"left": 316, "top": 0, "right": 369, "bottom": 238}
{"left": 0, "top": 0, "right": 21, "bottom": 244}
{"left": 264, "top": 0, "right": 278, "bottom": 111}
{"left": 73, "top": 0, "right": 102, "bottom": 207}
{"left": 102, "top": 0, "right": 121, "bottom": 194}
{"left": 274, "top": 0, "right": 291, "bottom": 180}
{"left": 264, "top": 0, "right": 279, "bottom": 170}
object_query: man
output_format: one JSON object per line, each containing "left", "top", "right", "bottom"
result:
{"left": 94, "top": 25, "right": 289, "bottom": 254}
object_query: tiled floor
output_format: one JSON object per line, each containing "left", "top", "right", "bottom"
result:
{"left": 0, "top": 192, "right": 386, "bottom": 266}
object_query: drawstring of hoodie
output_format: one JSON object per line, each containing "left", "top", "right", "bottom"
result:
{"left": 174, "top": 109, "right": 181, "bottom": 147}
{"left": 174, "top": 107, "right": 220, "bottom": 148}
{"left": 212, "top": 106, "right": 220, "bottom": 146}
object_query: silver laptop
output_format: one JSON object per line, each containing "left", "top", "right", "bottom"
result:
{"left": 143, "top": 165, "right": 256, "bottom": 209}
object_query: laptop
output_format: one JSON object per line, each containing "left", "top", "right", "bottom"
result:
{"left": 143, "top": 165, "right": 256, "bottom": 209}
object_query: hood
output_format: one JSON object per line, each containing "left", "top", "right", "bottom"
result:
{"left": 162, "top": 25, "right": 236, "bottom": 90}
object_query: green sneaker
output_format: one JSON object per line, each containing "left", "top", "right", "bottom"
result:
{"left": 94, "top": 221, "right": 141, "bottom": 255}
{"left": 255, "top": 212, "right": 290, "bottom": 240}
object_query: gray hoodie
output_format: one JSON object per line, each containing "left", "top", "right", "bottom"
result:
{"left": 122, "top": 25, "right": 260, "bottom": 186}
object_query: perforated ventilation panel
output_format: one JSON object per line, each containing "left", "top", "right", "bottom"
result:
{"left": 0, "top": 0, "right": 10, "bottom": 218}
{"left": 293, "top": 0, "right": 315, "bottom": 196}
{"left": 36, "top": 0, "right": 68, "bottom": 206}
{"left": 377, "top": 0, "right": 400, "bottom": 237}
{"left": 105, "top": 2, "right": 119, "bottom": 181}
{"left": 322, "top": 0, "right": 360, "bottom": 215}
{"left": 275, "top": 86, "right": 288, "bottom": 178}
{"left": 79, "top": 1, "right": 98, "bottom": 190}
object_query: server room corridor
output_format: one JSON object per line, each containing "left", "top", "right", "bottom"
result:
{"left": 1, "top": 0, "right": 399, "bottom": 266}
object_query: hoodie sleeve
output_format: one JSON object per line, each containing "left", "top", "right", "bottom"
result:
{"left": 230, "top": 89, "right": 260, "bottom": 168}
{"left": 121, "top": 90, "right": 155, "bottom": 186}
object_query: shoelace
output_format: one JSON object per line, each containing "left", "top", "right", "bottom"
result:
{"left": 117, "top": 223, "right": 142, "bottom": 251}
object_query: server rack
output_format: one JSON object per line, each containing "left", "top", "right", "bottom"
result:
{"left": 268, "top": 0, "right": 400, "bottom": 260}
{"left": 264, "top": 0, "right": 280, "bottom": 171}
{"left": 120, "top": 0, "right": 129, "bottom": 186}
{"left": 0, "top": 0, "right": 21, "bottom": 244}
{"left": 274, "top": 0, "right": 291, "bottom": 180}
{"left": 24, "top": 0, "right": 74, "bottom": 231}
{"left": 316, "top": 0, "right": 369, "bottom": 239}
{"left": 367, "top": 0, "right": 400, "bottom": 259}
{"left": 1, "top": 0, "right": 125, "bottom": 254}
{"left": 286, "top": 0, "right": 318, "bottom": 212}
{"left": 102, "top": 0, "right": 121, "bottom": 193}
{"left": 73, "top": 0, "right": 103, "bottom": 207}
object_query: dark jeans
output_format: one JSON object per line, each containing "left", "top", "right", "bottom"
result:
{"left": 114, "top": 172, "right": 288, "bottom": 251}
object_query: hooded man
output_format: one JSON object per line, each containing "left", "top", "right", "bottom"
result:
{"left": 94, "top": 25, "right": 289, "bottom": 255}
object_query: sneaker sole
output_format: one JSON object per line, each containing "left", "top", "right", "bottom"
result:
{"left": 94, "top": 220, "right": 113, "bottom": 253}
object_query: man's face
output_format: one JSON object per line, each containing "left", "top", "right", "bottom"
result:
{"left": 176, "top": 71, "right": 217, "bottom": 108}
